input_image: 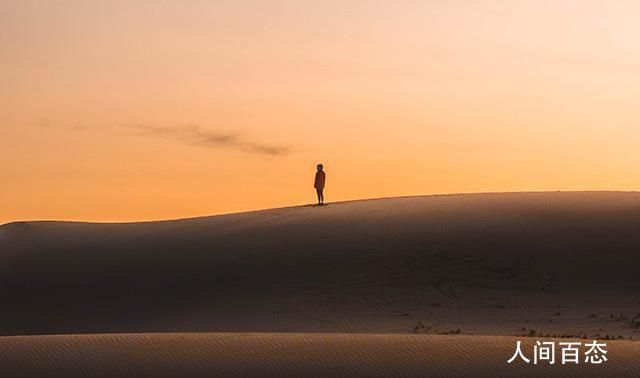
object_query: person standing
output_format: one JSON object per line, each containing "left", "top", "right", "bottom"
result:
{"left": 314, "top": 164, "right": 326, "bottom": 205}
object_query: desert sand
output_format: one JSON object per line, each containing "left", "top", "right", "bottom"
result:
{"left": 1, "top": 192, "right": 639, "bottom": 376}
{"left": 0, "top": 333, "right": 638, "bottom": 377}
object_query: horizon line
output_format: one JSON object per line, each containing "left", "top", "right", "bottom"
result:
{"left": 2, "top": 190, "right": 638, "bottom": 227}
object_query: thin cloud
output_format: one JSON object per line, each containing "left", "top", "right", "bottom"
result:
{"left": 132, "top": 124, "right": 290, "bottom": 156}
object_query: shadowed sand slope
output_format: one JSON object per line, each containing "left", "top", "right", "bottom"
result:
{"left": 0, "top": 333, "right": 638, "bottom": 378}
{"left": 1, "top": 192, "right": 640, "bottom": 337}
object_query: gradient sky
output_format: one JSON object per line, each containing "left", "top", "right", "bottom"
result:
{"left": 2, "top": 0, "right": 640, "bottom": 223}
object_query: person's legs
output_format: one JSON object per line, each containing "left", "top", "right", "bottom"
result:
{"left": 319, "top": 189, "right": 324, "bottom": 204}
{"left": 316, "top": 189, "right": 324, "bottom": 205}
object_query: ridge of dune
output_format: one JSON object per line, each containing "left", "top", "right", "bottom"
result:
{"left": 2, "top": 190, "right": 638, "bottom": 227}
{"left": 0, "top": 192, "right": 639, "bottom": 339}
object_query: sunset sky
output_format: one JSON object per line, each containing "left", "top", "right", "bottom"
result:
{"left": 2, "top": 0, "right": 640, "bottom": 223}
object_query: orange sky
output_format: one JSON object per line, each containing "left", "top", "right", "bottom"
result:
{"left": 2, "top": 1, "right": 640, "bottom": 224}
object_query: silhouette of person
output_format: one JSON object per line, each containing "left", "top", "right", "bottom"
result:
{"left": 314, "top": 164, "right": 326, "bottom": 205}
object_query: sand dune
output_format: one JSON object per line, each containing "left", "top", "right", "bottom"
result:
{"left": 1, "top": 192, "right": 639, "bottom": 338}
{"left": 0, "top": 333, "right": 638, "bottom": 377}
{"left": 1, "top": 192, "right": 639, "bottom": 376}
